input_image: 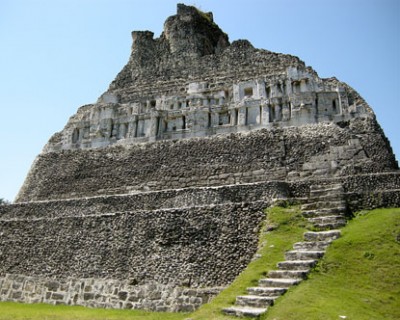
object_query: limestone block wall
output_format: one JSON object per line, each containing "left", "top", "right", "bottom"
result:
{"left": 2, "top": 182, "right": 288, "bottom": 220}
{"left": 0, "top": 203, "right": 265, "bottom": 311}
{"left": 289, "top": 172, "right": 400, "bottom": 211}
{"left": 342, "top": 173, "right": 400, "bottom": 211}
{"left": 0, "top": 275, "right": 221, "bottom": 312}
{"left": 17, "top": 118, "right": 398, "bottom": 202}
{"left": 0, "top": 203, "right": 264, "bottom": 285}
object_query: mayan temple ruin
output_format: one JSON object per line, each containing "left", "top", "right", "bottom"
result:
{"left": 1, "top": 4, "right": 399, "bottom": 317}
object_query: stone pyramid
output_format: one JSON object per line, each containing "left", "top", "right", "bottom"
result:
{"left": 1, "top": 3, "right": 399, "bottom": 312}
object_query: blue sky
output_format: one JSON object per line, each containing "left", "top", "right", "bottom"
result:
{"left": 0, "top": 0, "right": 399, "bottom": 202}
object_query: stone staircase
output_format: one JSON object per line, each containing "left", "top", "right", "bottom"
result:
{"left": 302, "top": 183, "right": 348, "bottom": 230}
{"left": 222, "top": 183, "right": 347, "bottom": 317}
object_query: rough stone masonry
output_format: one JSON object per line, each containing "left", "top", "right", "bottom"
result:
{"left": 1, "top": 4, "right": 399, "bottom": 312}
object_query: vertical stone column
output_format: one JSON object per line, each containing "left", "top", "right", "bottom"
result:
{"left": 282, "top": 103, "right": 290, "bottom": 121}
{"left": 149, "top": 112, "right": 159, "bottom": 139}
{"left": 127, "top": 119, "right": 134, "bottom": 138}
{"left": 336, "top": 87, "right": 348, "bottom": 114}
{"left": 237, "top": 106, "right": 247, "bottom": 126}
{"left": 257, "top": 79, "right": 267, "bottom": 99}
{"left": 285, "top": 79, "right": 293, "bottom": 95}
{"left": 233, "top": 84, "right": 240, "bottom": 103}
{"left": 261, "top": 102, "right": 270, "bottom": 125}
{"left": 118, "top": 123, "right": 126, "bottom": 139}
{"left": 269, "top": 84, "right": 276, "bottom": 98}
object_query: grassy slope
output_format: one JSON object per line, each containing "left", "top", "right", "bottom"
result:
{"left": 1, "top": 208, "right": 399, "bottom": 320}
{"left": 265, "top": 208, "right": 400, "bottom": 320}
{"left": 0, "top": 302, "right": 187, "bottom": 320}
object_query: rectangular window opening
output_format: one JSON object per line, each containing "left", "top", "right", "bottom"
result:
{"left": 244, "top": 87, "right": 253, "bottom": 97}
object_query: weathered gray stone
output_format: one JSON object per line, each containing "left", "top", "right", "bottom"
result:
{"left": 293, "top": 241, "right": 331, "bottom": 251}
{"left": 258, "top": 278, "right": 302, "bottom": 288}
{"left": 51, "top": 293, "right": 64, "bottom": 300}
{"left": 223, "top": 306, "right": 268, "bottom": 318}
{"left": 246, "top": 287, "right": 286, "bottom": 297}
{"left": 277, "top": 260, "right": 317, "bottom": 271}
{"left": 284, "top": 250, "right": 325, "bottom": 261}
{"left": 267, "top": 270, "right": 310, "bottom": 279}
{"left": 304, "top": 230, "right": 341, "bottom": 242}
{"left": 236, "top": 295, "right": 276, "bottom": 308}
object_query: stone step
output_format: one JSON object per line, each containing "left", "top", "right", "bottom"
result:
{"left": 258, "top": 277, "right": 302, "bottom": 288}
{"left": 302, "top": 207, "right": 347, "bottom": 218}
{"left": 311, "top": 224, "right": 344, "bottom": 231}
{"left": 268, "top": 269, "right": 310, "bottom": 279}
{"left": 308, "top": 215, "right": 346, "bottom": 223}
{"left": 308, "top": 215, "right": 347, "bottom": 229}
{"left": 311, "top": 221, "right": 347, "bottom": 230}
{"left": 293, "top": 240, "right": 331, "bottom": 251}
{"left": 277, "top": 259, "right": 317, "bottom": 270}
{"left": 222, "top": 306, "right": 267, "bottom": 318}
{"left": 301, "top": 200, "right": 346, "bottom": 211}
{"left": 285, "top": 250, "right": 325, "bottom": 261}
{"left": 236, "top": 295, "right": 277, "bottom": 308}
{"left": 304, "top": 230, "right": 341, "bottom": 242}
{"left": 247, "top": 286, "right": 287, "bottom": 297}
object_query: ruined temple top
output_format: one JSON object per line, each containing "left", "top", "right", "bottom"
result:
{"left": 159, "top": 3, "right": 230, "bottom": 56}
{"left": 44, "top": 3, "right": 374, "bottom": 152}
{"left": 110, "top": 3, "right": 233, "bottom": 91}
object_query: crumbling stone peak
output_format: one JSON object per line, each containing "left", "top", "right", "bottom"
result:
{"left": 1, "top": 3, "right": 399, "bottom": 313}
{"left": 43, "top": 4, "right": 380, "bottom": 152}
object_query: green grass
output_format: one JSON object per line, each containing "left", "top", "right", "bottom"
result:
{"left": 0, "top": 302, "right": 186, "bottom": 320}
{"left": 1, "top": 207, "right": 399, "bottom": 320}
{"left": 264, "top": 208, "right": 400, "bottom": 320}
